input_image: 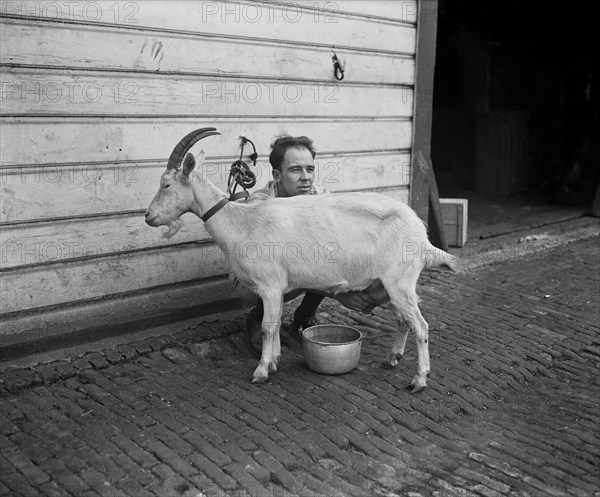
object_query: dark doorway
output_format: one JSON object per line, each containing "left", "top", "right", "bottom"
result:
{"left": 431, "top": 0, "right": 599, "bottom": 237}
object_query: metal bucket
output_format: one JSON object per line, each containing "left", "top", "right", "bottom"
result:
{"left": 301, "top": 325, "right": 363, "bottom": 375}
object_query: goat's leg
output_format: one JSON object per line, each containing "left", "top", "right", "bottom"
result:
{"left": 382, "top": 281, "right": 430, "bottom": 393}
{"left": 380, "top": 317, "right": 409, "bottom": 370}
{"left": 408, "top": 306, "right": 430, "bottom": 393}
{"left": 251, "top": 292, "right": 283, "bottom": 384}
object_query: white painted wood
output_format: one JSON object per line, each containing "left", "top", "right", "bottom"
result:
{"left": 0, "top": 118, "right": 413, "bottom": 166}
{"left": 0, "top": 213, "right": 209, "bottom": 269}
{"left": 285, "top": 1, "right": 418, "bottom": 23}
{"left": 0, "top": 18, "right": 415, "bottom": 85}
{"left": 314, "top": 152, "right": 412, "bottom": 193}
{"left": 0, "top": 277, "right": 238, "bottom": 344}
{"left": 0, "top": 150, "right": 411, "bottom": 223}
{"left": 0, "top": 242, "right": 231, "bottom": 314}
{"left": 362, "top": 186, "right": 409, "bottom": 204}
{"left": 1, "top": 69, "right": 413, "bottom": 117}
{"left": 2, "top": 0, "right": 416, "bottom": 53}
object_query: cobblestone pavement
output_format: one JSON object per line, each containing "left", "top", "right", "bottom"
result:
{"left": 1, "top": 237, "right": 599, "bottom": 497}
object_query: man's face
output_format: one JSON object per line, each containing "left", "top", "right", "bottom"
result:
{"left": 273, "top": 147, "right": 315, "bottom": 197}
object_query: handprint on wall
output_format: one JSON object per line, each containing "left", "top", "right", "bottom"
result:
{"left": 134, "top": 39, "right": 164, "bottom": 71}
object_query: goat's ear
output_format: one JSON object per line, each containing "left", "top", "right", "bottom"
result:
{"left": 182, "top": 153, "right": 196, "bottom": 179}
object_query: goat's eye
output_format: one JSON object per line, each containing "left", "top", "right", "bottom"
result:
{"left": 163, "top": 184, "right": 170, "bottom": 189}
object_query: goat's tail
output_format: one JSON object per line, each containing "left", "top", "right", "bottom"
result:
{"left": 424, "top": 244, "right": 460, "bottom": 272}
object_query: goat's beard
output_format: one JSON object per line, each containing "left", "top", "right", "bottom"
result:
{"left": 162, "top": 218, "right": 184, "bottom": 238}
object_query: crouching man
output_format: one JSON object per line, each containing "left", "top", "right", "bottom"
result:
{"left": 229, "top": 135, "right": 390, "bottom": 357}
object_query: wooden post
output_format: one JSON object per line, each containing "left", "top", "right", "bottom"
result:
{"left": 415, "top": 152, "right": 448, "bottom": 251}
{"left": 409, "top": 0, "right": 447, "bottom": 250}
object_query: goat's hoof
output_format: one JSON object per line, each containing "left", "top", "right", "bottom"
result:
{"left": 381, "top": 353, "right": 403, "bottom": 369}
{"left": 408, "top": 375, "right": 427, "bottom": 394}
{"left": 409, "top": 384, "right": 426, "bottom": 394}
{"left": 251, "top": 374, "right": 268, "bottom": 384}
{"left": 251, "top": 366, "right": 269, "bottom": 384}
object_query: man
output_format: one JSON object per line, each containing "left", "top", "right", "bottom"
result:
{"left": 230, "top": 135, "right": 388, "bottom": 357}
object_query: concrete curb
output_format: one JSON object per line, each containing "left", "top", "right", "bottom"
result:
{"left": 0, "top": 318, "right": 244, "bottom": 397}
{"left": 451, "top": 216, "right": 599, "bottom": 270}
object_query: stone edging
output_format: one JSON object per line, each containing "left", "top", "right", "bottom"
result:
{"left": 0, "top": 319, "right": 244, "bottom": 397}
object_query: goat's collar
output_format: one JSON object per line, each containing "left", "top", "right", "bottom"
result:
{"left": 201, "top": 190, "right": 249, "bottom": 223}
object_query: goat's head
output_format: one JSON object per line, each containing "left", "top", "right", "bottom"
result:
{"left": 145, "top": 127, "right": 220, "bottom": 237}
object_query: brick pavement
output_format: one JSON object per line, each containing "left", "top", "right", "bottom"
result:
{"left": 1, "top": 236, "right": 599, "bottom": 497}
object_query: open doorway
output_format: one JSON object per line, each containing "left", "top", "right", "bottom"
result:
{"left": 431, "top": 0, "right": 599, "bottom": 240}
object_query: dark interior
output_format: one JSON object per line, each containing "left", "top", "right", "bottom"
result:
{"left": 431, "top": 0, "right": 599, "bottom": 235}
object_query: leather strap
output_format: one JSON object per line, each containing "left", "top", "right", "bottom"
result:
{"left": 201, "top": 198, "right": 229, "bottom": 223}
{"left": 230, "top": 191, "right": 249, "bottom": 202}
{"left": 201, "top": 190, "right": 249, "bottom": 223}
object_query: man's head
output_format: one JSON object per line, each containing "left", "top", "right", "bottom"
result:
{"left": 269, "top": 135, "right": 316, "bottom": 197}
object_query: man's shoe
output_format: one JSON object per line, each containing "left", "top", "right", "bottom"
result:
{"left": 292, "top": 292, "right": 325, "bottom": 336}
{"left": 245, "top": 308, "right": 263, "bottom": 358}
{"left": 291, "top": 315, "right": 321, "bottom": 337}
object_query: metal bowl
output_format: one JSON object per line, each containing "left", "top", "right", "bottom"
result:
{"left": 301, "top": 325, "right": 363, "bottom": 375}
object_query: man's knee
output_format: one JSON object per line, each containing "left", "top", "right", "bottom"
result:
{"left": 365, "top": 280, "right": 390, "bottom": 305}
{"left": 283, "top": 288, "right": 305, "bottom": 302}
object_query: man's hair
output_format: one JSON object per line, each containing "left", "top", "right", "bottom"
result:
{"left": 269, "top": 135, "right": 316, "bottom": 171}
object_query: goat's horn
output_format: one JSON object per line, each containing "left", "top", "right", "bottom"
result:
{"left": 166, "top": 127, "right": 221, "bottom": 171}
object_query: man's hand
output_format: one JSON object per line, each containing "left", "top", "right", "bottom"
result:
{"left": 334, "top": 291, "right": 378, "bottom": 314}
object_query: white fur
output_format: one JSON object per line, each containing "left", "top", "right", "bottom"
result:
{"left": 146, "top": 152, "right": 458, "bottom": 390}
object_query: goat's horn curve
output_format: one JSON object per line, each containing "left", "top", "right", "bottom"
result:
{"left": 166, "top": 127, "right": 221, "bottom": 171}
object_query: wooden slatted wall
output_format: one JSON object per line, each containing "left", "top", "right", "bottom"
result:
{"left": 0, "top": 0, "right": 422, "bottom": 347}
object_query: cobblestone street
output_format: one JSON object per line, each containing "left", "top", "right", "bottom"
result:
{"left": 1, "top": 235, "right": 599, "bottom": 497}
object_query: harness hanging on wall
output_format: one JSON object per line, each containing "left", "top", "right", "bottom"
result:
{"left": 227, "top": 136, "right": 258, "bottom": 201}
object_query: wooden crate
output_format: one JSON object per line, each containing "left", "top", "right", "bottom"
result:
{"left": 440, "top": 199, "right": 468, "bottom": 247}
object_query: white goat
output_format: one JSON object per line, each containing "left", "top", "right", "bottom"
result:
{"left": 145, "top": 128, "right": 458, "bottom": 391}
